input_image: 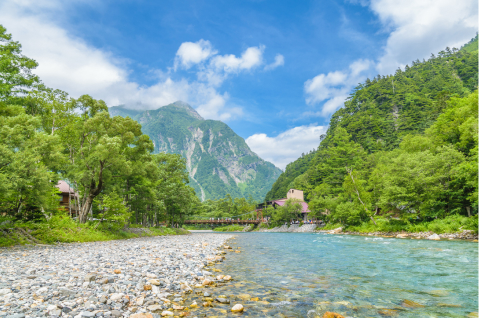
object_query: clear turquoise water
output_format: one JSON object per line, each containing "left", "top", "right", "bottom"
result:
{"left": 190, "top": 233, "right": 478, "bottom": 318}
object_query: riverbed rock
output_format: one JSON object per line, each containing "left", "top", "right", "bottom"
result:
{"left": 160, "top": 310, "right": 174, "bottom": 317}
{"left": 402, "top": 299, "right": 425, "bottom": 308}
{"left": 322, "top": 311, "right": 345, "bottom": 318}
{"left": 0, "top": 233, "right": 234, "bottom": 319}
{"left": 231, "top": 304, "right": 244, "bottom": 312}
{"left": 427, "top": 234, "right": 441, "bottom": 240}
{"left": 130, "top": 313, "right": 153, "bottom": 318}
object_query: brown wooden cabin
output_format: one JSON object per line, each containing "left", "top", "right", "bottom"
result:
{"left": 56, "top": 180, "right": 79, "bottom": 217}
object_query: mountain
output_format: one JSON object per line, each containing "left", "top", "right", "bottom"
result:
{"left": 266, "top": 35, "right": 478, "bottom": 201}
{"left": 109, "top": 101, "right": 282, "bottom": 202}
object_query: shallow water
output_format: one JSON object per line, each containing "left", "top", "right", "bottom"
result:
{"left": 185, "top": 233, "right": 478, "bottom": 318}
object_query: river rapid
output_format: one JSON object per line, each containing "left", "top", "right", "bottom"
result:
{"left": 188, "top": 232, "right": 478, "bottom": 318}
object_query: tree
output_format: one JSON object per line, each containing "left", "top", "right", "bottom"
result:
{"left": 60, "top": 97, "right": 154, "bottom": 223}
{"left": 271, "top": 199, "right": 303, "bottom": 225}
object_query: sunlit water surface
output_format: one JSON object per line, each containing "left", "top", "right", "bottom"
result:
{"left": 184, "top": 233, "right": 478, "bottom": 318}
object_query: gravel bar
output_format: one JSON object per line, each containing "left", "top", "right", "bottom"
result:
{"left": 0, "top": 233, "right": 234, "bottom": 318}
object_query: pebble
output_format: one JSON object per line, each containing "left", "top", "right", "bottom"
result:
{"left": 231, "top": 304, "right": 244, "bottom": 312}
{"left": 0, "top": 234, "right": 233, "bottom": 318}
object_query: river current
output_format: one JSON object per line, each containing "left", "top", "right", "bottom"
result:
{"left": 187, "top": 232, "right": 478, "bottom": 318}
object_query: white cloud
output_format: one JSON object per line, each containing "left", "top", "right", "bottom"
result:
{"left": 371, "top": 0, "right": 478, "bottom": 74}
{"left": 199, "top": 45, "right": 265, "bottom": 86}
{"left": 264, "top": 54, "right": 285, "bottom": 70}
{"left": 304, "top": 59, "right": 371, "bottom": 116}
{"left": 174, "top": 39, "right": 216, "bottom": 70}
{"left": 246, "top": 125, "right": 327, "bottom": 170}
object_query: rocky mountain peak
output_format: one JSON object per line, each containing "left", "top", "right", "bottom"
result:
{"left": 170, "top": 101, "right": 204, "bottom": 121}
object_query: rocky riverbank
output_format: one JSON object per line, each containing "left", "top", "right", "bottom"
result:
{"left": 0, "top": 234, "right": 236, "bottom": 318}
{"left": 257, "top": 224, "right": 317, "bottom": 233}
{"left": 320, "top": 227, "right": 478, "bottom": 240}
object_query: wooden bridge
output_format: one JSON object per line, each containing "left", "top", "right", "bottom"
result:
{"left": 183, "top": 219, "right": 261, "bottom": 225}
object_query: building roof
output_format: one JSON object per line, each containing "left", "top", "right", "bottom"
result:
{"left": 56, "top": 180, "right": 79, "bottom": 197}
{"left": 271, "top": 199, "right": 310, "bottom": 213}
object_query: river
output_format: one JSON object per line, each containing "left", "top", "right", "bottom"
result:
{"left": 186, "top": 232, "right": 478, "bottom": 318}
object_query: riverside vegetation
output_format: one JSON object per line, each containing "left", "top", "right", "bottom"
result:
{"left": 265, "top": 35, "right": 479, "bottom": 235}
{"left": 0, "top": 25, "right": 260, "bottom": 247}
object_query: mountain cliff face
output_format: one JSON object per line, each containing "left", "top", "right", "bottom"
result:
{"left": 109, "top": 101, "right": 282, "bottom": 201}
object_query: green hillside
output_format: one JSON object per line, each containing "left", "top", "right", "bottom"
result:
{"left": 265, "top": 35, "right": 478, "bottom": 225}
{"left": 110, "top": 101, "right": 282, "bottom": 201}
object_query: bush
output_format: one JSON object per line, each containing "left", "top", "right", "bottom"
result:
{"left": 213, "top": 225, "right": 244, "bottom": 232}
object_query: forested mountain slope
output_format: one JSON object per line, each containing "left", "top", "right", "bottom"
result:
{"left": 110, "top": 102, "right": 282, "bottom": 201}
{"left": 266, "top": 35, "right": 478, "bottom": 205}
{"left": 264, "top": 36, "right": 477, "bottom": 228}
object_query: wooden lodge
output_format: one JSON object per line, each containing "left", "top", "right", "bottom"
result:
{"left": 56, "top": 180, "right": 79, "bottom": 217}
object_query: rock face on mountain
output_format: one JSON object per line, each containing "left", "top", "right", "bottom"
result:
{"left": 109, "top": 101, "right": 282, "bottom": 201}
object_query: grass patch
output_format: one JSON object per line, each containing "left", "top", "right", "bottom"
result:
{"left": 0, "top": 216, "right": 190, "bottom": 247}
{"left": 345, "top": 215, "right": 478, "bottom": 234}
{"left": 182, "top": 225, "right": 213, "bottom": 230}
{"left": 213, "top": 225, "right": 245, "bottom": 232}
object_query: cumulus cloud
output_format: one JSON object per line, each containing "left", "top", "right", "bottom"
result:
{"left": 198, "top": 45, "right": 265, "bottom": 86}
{"left": 264, "top": 54, "right": 284, "bottom": 70}
{"left": 371, "top": 0, "right": 478, "bottom": 74}
{"left": 246, "top": 125, "right": 327, "bottom": 170}
{"left": 304, "top": 59, "right": 371, "bottom": 116}
{"left": 174, "top": 39, "right": 216, "bottom": 70}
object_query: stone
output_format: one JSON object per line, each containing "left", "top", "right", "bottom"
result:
{"left": 144, "top": 285, "right": 152, "bottom": 291}
{"left": 114, "top": 269, "right": 121, "bottom": 274}
{"left": 378, "top": 309, "right": 398, "bottom": 317}
{"left": 172, "top": 305, "right": 184, "bottom": 310}
{"left": 396, "top": 233, "right": 408, "bottom": 238}
{"left": 329, "top": 227, "right": 343, "bottom": 234}
{"left": 130, "top": 314, "right": 153, "bottom": 318}
{"left": 216, "top": 275, "right": 224, "bottom": 280}
{"left": 100, "top": 296, "right": 108, "bottom": 304}
{"left": 402, "top": 299, "right": 424, "bottom": 308}
{"left": 231, "top": 304, "right": 244, "bottom": 312}
{"left": 147, "top": 305, "right": 162, "bottom": 311}
{"left": 110, "top": 293, "right": 124, "bottom": 301}
{"left": 215, "top": 298, "right": 230, "bottom": 304}
{"left": 85, "top": 274, "right": 97, "bottom": 282}
{"left": 50, "top": 309, "right": 62, "bottom": 317}
{"left": 111, "top": 310, "right": 122, "bottom": 318}
{"left": 62, "top": 307, "right": 72, "bottom": 313}
{"left": 149, "top": 279, "right": 161, "bottom": 286}
{"left": 160, "top": 311, "right": 174, "bottom": 317}
{"left": 80, "top": 311, "right": 95, "bottom": 318}
{"left": 223, "top": 275, "right": 232, "bottom": 281}
{"left": 237, "top": 294, "right": 251, "bottom": 300}
{"left": 136, "top": 297, "right": 145, "bottom": 306}
{"left": 189, "top": 302, "right": 198, "bottom": 308}
{"left": 202, "top": 279, "right": 212, "bottom": 286}
{"left": 427, "top": 234, "right": 441, "bottom": 240}
{"left": 235, "top": 250, "right": 241, "bottom": 253}
{"left": 322, "top": 312, "right": 344, "bottom": 318}
{"left": 59, "top": 288, "right": 76, "bottom": 296}
{"left": 0, "top": 288, "right": 13, "bottom": 295}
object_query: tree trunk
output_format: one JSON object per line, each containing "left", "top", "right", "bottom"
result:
{"left": 466, "top": 206, "right": 471, "bottom": 217}
{"left": 79, "top": 195, "right": 94, "bottom": 223}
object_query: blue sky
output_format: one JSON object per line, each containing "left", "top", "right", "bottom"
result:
{"left": 0, "top": 0, "right": 477, "bottom": 169}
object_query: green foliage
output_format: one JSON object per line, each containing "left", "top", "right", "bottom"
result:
{"left": 213, "top": 225, "right": 245, "bottom": 232}
{"left": 95, "top": 192, "right": 132, "bottom": 230}
{"left": 270, "top": 199, "right": 304, "bottom": 225}
{"left": 268, "top": 41, "right": 478, "bottom": 231}
{"left": 0, "top": 24, "right": 200, "bottom": 241}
